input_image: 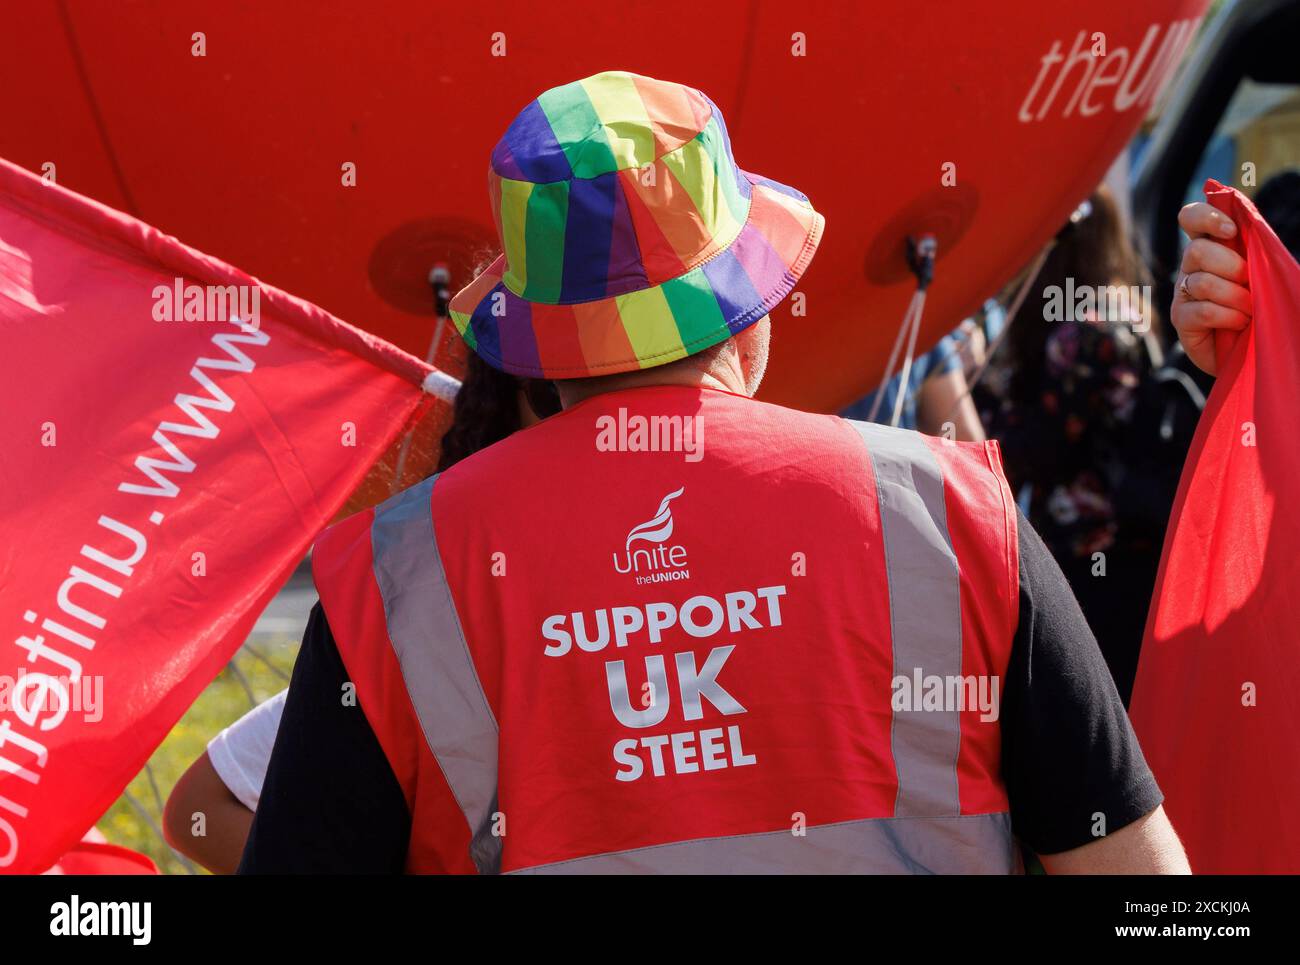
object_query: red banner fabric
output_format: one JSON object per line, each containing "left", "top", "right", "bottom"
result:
{"left": 1131, "top": 181, "right": 1300, "bottom": 874}
{"left": 0, "top": 158, "right": 435, "bottom": 873}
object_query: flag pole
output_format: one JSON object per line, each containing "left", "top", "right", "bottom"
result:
{"left": 391, "top": 265, "right": 462, "bottom": 491}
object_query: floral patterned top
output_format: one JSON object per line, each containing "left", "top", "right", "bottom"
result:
{"left": 976, "top": 315, "right": 1152, "bottom": 565}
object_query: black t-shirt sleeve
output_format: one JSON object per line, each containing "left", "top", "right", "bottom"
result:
{"left": 241, "top": 518, "right": 1159, "bottom": 869}
{"left": 1001, "top": 509, "right": 1163, "bottom": 855}
{"left": 238, "top": 602, "right": 410, "bottom": 874}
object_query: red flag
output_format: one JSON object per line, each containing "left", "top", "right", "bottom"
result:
{"left": 0, "top": 158, "right": 439, "bottom": 873}
{"left": 43, "top": 829, "right": 158, "bottom": 875}
{"left": 1131, "top": 181, "right": 1300, "bottom": 873}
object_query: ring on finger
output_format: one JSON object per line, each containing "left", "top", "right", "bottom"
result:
{"left": 1178, "top": 272, "right": 1193, "bottom": 300}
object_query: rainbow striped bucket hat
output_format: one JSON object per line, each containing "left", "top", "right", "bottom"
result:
{"left": 449, "top": 71, "right": 824, "bottom": 379}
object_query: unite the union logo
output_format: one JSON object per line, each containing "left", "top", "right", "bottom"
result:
{"left": 613, "top": 487, "right": 691, "bottom": 583}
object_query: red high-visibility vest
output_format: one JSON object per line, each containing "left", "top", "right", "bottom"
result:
{"left": 313, "top": 385, "right": 1020, "bottom": 873}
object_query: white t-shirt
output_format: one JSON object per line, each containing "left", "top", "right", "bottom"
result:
{"left": 206, "top": 690, "right": 287, "bottom": 811}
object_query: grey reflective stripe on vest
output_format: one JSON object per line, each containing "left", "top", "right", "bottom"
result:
{"left": 513, "top": 812, "right": 1018, "bottom": 874}
{"left": 369, "top": 475, "right": 502, "bottom": 874}
{"left": 370, "top": 431, "right": 1002, "bottom": 874}
{"left": 846, "top": 420, "right": 964, "bottom": 817}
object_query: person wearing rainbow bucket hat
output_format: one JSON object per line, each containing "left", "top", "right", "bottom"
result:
{"left": 445, "top": 71, "right": 821, "bottom": 390}
{"left": 242, "top": 72, "right": 1190, "bottom": 874}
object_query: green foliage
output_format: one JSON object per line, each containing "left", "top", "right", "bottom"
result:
{"left": 99, "top": 638, "right": 297, "bottom": 875}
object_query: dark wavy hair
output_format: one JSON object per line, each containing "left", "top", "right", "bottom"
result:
{"left": 1007, "top": 186, "right": 1159, "bottom": 406}
{"left": 435, "top": 352, "right": 561, "bottom": 472}
{"left": 435, "top": 248, "right": 562, "bottom": 472}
